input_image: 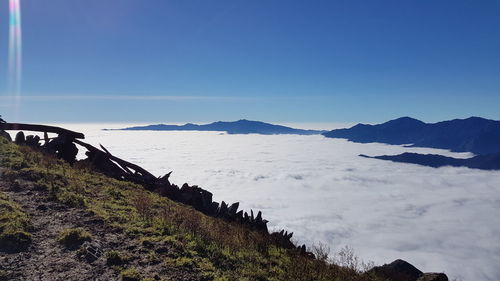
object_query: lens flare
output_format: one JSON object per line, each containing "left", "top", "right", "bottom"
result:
{"left": 8, "top": 0, "right": 22, "bottom": 105}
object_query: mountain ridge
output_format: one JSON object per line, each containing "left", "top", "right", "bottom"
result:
{"left": 361, "top": 152, "right": 500, "bottom": 170}
{"left": 111, "top": 119, "right": 325, "bottom": 135}
{"left": 323, "top": 116, "right": 500, "bottom": 155}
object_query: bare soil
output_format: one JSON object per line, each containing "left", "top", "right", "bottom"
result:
{"left": 0, "top": 175, "right": 202, "bottom": 281}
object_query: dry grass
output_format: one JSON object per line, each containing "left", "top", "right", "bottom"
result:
{"left": 0, "top": 137, "right": 381, "bottom": 281}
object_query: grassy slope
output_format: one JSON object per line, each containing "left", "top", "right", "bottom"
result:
{"left": 0, "top": 137, "right": 380, "bottom": 281}
{"left": 0, "top": 191, "right": 32, "bottom": 253}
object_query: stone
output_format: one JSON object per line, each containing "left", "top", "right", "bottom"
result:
{"left": 218, "top": 201, "right": 228, "bottom": 217}
{"left": 417, "top": 273, "right": 448, "bottom": 281}
{"left": 0, "top": 130, "right": 11, "bottom": 141}
{"left": 255, "top": 211, "right": 262, "bottom": 223}
{"left": 14, "top": 131, "right": 25, "bottom": 144}
{"left": 208, "top": 202, "right": 219, "bottom": 215}
{"left": 25, "top": 135, "right": 41, "bottom": 147}
{"left": 228, "top": 202, "right": 239, "bottom": 216}
{"left": 367, "top": 259, "right": 423, "bottom": 281}
{"left": 59, "top": 141, "right": 78, "bottom": 165}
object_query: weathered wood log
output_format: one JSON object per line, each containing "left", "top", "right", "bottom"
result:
{"left": 74, "top": 139, "right": 159, "bottom": 186}
{"left": 0, "top": 123, "right": 85, "bottom": 139}
{"left": 99, "top": 144, "right": 157, "bottom": 182}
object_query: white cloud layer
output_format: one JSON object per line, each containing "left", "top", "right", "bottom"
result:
{"left": 43, "top": 124, "right": 500, "bottom": 281}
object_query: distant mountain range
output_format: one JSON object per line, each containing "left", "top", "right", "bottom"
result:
{"left": 361, "top": 153, "right": 500, "bottom": 170}
{"left": 323, "top": 116, "right": 500, "bottom": 155}
{"left": 114, "top": 120, "right": 325, "bottom": 135}
{"left": 111, "top": 117, "right": 500, "bottom": 170}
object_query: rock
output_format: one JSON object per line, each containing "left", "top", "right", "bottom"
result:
{"left": 200, "top": 189, "right": 213, "bottom": 210}
{"left": 14, "top": 131, "right": 25, "bottom": 144}
{"left": 25, "top": 135, "right": 40, "bottom": 147}
{"left": 208, "top": 202, "right": 219, "bottom": 215}
{"left": 0, "top": 130, "right": 11, "bottom": 141}
{"left": 417, "top": 273, "right": 448, "bottom": 281}
{"left": 255, "top": 211, "right": 262, "bottom": 223}
{"left": 218, "top": 201, "right": 228, "bottom": 217}
{"left": 59, "top": 140, "right": 78, "bottom": 164}
{"left": 270, "top": 230, "right": 295, "bottom": 249}
{"left": 228, "top": 202, "right": 239, "bottom": 216}
{"left": 368, "top": 259, "right": 423, "bottom": 281}
{"left": 234, "top": 210, "right": 244, "bottom": 223}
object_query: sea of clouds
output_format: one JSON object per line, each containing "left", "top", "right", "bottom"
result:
{"left": 44, "top": 123, "right": 500, "bottom": 281}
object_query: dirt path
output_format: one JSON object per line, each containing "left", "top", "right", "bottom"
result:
{"left": 0, "top": 177, "right": 124, "bottom": 281}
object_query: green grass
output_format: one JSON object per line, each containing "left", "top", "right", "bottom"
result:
{"left": 120, "top": 267, "right": 142, "bottom": 281}
{"left": 0, "top": 191, "right": 32, "bottom": 253}
{"left": 106, "top": 250, "right": 130, "bottom": 266}
{"left": 58, "top": 228, "right": 92, "bottom": 249}
{"left": 0, "top": 135, "right": 380, "bottom": 281}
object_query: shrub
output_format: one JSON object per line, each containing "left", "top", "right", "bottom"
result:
{"left": 120, "top": 267, "right": 142, "bottom": 281}
{"left": 59, "top": 192, "right": 86, "bottom": 208}
{"left": 0, "top": 192, "right": 32, "bottom": 253}
{"left": 164, "top": 256, "right": 195, "bottom": 268}
{"left": 133, "top": 192, "right": 154, "bottom": 223}
{"left": 0, "top": 231, "right": 32, "bottom": 253}
{"left": 106, "top": 250, "right": 129, "bottom": 266}
{"left": 58, "top": 228, "right": 92, "bottom": 249}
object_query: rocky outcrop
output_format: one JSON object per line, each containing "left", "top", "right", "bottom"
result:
{"left": 368, "top": 259, "right": 423, "bottom": 281}
{"left": 417, "top": 273, "right": 448, "bottom": 281}
{"left": 368, "top": 259, "right": 448, "bottom": 281}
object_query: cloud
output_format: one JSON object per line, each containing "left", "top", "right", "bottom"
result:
{"left": 61, "top": 126, "right": 500, "bottom": 281}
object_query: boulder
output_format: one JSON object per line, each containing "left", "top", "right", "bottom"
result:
{"left": 208, "top": 202, "right": 219, "bottom": 215}
{"left": 228, "top": 202, "right": 239, "bottom": 216}
{"left": 25, "top": 135, "right": 41, "bottom": 147}
{"left": 368, "top": 259, "right": 423, "bottom": 281}
{"left": 417, "top": 273, "right": 448, "bottom": 281}
{"left": 15, "top": 131, "right": 25, "bottom": 144}
{"left": 0, "top": 130, "right": 11, "bottom": 141}
{"left": 218, "top": 201, "right": 228, "bottom": 217}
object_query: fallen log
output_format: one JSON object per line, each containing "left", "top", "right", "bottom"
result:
{"left": 0, "top": 123, "right": 85, "bottom": 139}
{"left": 74, "top": 139, "right": 158, "bottom": 185}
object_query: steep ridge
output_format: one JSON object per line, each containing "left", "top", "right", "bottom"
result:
{"left": 324, "top": 116, "right": 500, "bottom": 155}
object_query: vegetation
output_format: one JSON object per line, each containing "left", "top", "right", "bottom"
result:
{"left": 0, "top": 191, "right": 32, "bottom": 253}
{"left": 58, "top": 228, "right": 92, "bottom": 249}
{"left": 0, "top": 136, "right": 380, "bottom": 280}
{"left": 106, "top": 250, "right": 130, "bottom": 266}
{"left": 120, "top": 267, "right": 142, "bottom": 281}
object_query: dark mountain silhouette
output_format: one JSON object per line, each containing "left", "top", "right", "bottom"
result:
{"left": 361, "top": 152, "right": 500, "bottom": 170}
{"left": 324, "top": 116, "right": 500, "bottom": 155}
{"left": 113, "top": 120, "right": 324, "bottom": 135}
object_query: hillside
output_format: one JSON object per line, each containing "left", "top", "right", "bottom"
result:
{"left": 114, "top": 120, "right": 324, "bottom": 135}
{"left": 0, "top": 135, "right": 371, "bottom": 281}
{"left": 323, "top": 116, "right": 500, "bottom": 155}
{"left": 0, "top": 126, "right": 449, "bottom": 281}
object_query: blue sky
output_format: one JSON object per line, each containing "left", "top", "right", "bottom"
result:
{"left": 1, "top": 0, "right": 499, "bottom": 123}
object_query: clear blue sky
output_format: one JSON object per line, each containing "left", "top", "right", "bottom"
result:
{"left": 1, "top": 0, "right": 499, "bottom": 123}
